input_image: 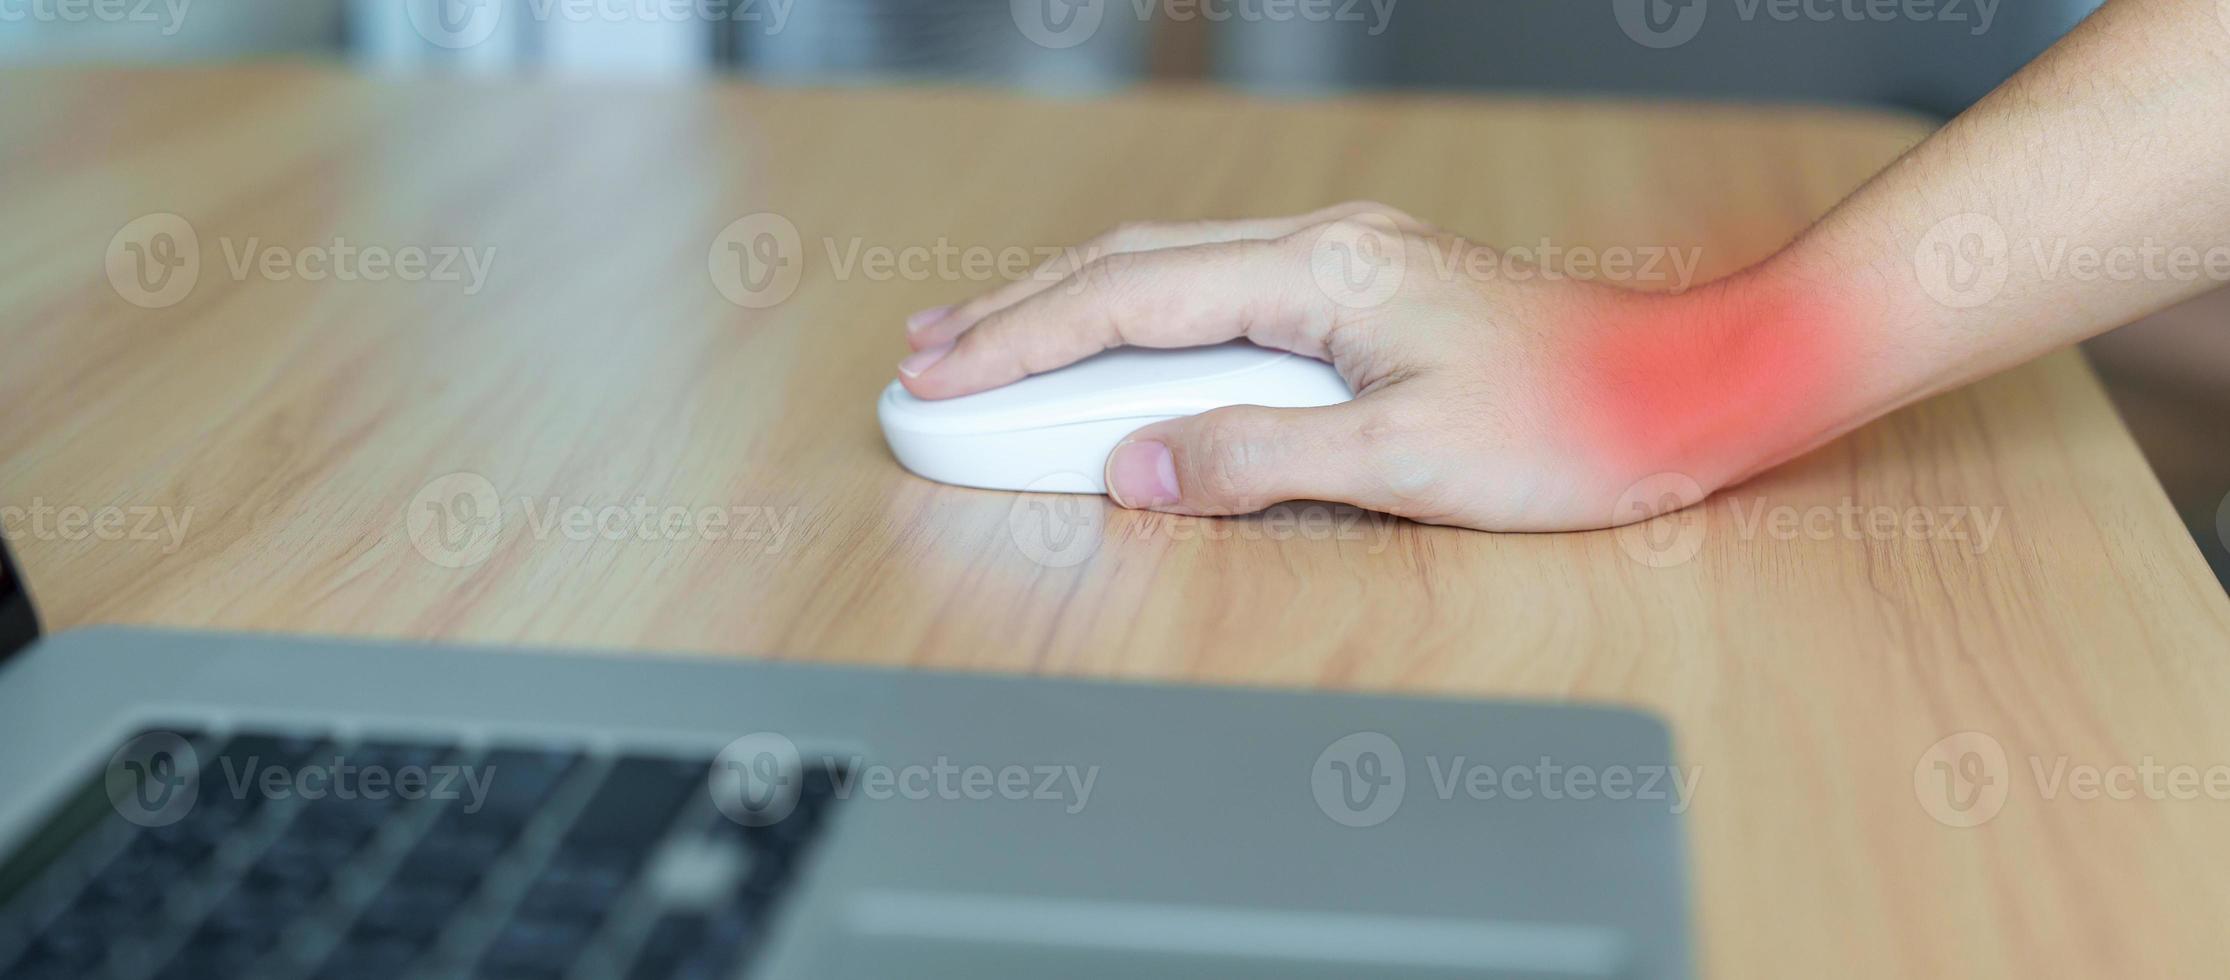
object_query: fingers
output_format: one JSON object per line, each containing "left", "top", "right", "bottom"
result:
{"left": 898, "top": 237, "right": 1343, "bottom": 399}
{"left": 904, "top": 201, "right": 1429, "bottom": 351}
{"left": 1104, "top": 401, "right": 1424, "bottom": 519}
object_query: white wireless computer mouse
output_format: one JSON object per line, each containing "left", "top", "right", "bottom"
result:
{"left": 878, "top": 342, "right": 1354, "bottom": 493}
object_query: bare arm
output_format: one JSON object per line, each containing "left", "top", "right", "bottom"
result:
{"left": 896, "top": 0, "right": 2230, "bottom": 530}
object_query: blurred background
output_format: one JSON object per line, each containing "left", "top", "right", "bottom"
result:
{"left": 3, "top": 0, "right": 2221, "bottom": 583}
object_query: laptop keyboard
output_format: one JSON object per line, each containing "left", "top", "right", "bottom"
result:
{"left": 0, "top": 729, "right": 842, "bottom": 980}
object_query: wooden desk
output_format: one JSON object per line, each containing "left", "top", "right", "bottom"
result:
{"left": 4, "top": 66, "right": 2229, "bottom": 978}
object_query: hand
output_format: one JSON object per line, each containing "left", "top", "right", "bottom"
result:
{"left": 896, "top": 202, "right": 1780, "bottom": 532}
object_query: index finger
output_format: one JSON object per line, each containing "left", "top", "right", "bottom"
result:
{"left": 896, "top": 237, "right": 1339, "bottom": 399}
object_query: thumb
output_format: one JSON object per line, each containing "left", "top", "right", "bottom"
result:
{"left": 1104, "top": 402, "right": 1391, "bottom": 517}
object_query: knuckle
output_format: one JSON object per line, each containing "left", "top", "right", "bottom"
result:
{"left": 1091, "top": 250, "right": 1176, "bottom": 301}
{"left": 1189, "top": 415, "right": 1273, "bottom": 505}
{"left": 1339, "top": 200, "right": 1414, "bottom": 225}
{"left": 1103, "top": 221, "right": 1157, "bottom": 248}
{"left": 1318, "top": 216, "right": 1401, "bottom": 246}
{"left": 1351, "top": 404, "right": 1452, "bottom": 512}
{"left": 1075, "top": 252, "right": 1135, "bottom": 290}
{"left": 1354, "top": 402, "right": 1419, "bottom": 444}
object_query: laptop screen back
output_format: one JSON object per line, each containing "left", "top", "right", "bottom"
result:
{"left": 0, "top": 535, "right": 37, "bottom": 660}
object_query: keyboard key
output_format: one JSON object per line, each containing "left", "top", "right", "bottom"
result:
{"left": 68, "top": 869, "right": 170, "bottom": 934}
{"left": 514, "top": 857, "right": 626, "bottom": 925}
{"left": 563, "top": 756, "right": 704, "bottom": 859}
{"left": 387, "top": 745, "right": 577, "bottom": 886}
{"left": 313, "top": 928, "right": 425, "bottom": 980}
{"left": 667, "top": 909, "right": 759, "bottom": 980}
{"left": 348, "top": 739, "right": 449, "bottom": 773}
{"left": 154, "top": 927, "right": 268, "bottom": 979}
{"left": 396, "top": 818, "right": 514, "bottom": 884}
{"left": 626, "top": 912, "right": 706, "bottom": 980}
{"left": 475, "top": 747, "right": 582, "bottom": 819}
{"left": 197, "top": 733, "right": 322, "bottom": 818}
{"left": 3, "top": 945, "right": 85, "bottom": 980}
{"left": 478, "top": 914, "right": 598, "bottom": 976}
{"left": 15, "top": 929, "right": 108, "bottom": 976}
{"left": 354, "top": 877, "right": 471, "bottom": 942}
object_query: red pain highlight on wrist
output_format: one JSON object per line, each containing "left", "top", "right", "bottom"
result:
{"left": 1566, "top": 278, "right": 1869, "bottom": 488}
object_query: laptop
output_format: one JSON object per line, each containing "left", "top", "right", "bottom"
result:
{"left": 0, "top": 533, "right": 1694, "bottom": 979}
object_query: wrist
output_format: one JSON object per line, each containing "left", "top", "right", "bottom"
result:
{"left": 1563, "top": 261, "right": 1882, "bottom": 494}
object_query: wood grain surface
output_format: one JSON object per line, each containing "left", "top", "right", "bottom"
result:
{"left": 4, "top": 66, "right": 2229, "bottom": 978}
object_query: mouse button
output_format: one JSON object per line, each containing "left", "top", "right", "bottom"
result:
{"left": 877, "top": 375, "right": 1128, "bottom": 435}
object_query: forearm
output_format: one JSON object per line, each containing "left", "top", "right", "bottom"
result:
{"left": 1585, "top": 0, "right": 2230, "bottom": 492}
